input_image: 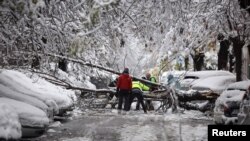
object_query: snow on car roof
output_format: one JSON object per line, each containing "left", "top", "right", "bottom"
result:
{"left": 0, "top": 70, "right": 59, "bottom": 114}
{"left": 0, "top": 83, "right": 49, "bottom": 113}
{"left": 184, "top": 70, "right": 234, "bottom": 79}
{"left": 0, "top": 98, "right": 49, "bottom": 128}
{"left": 227, "top": 80, "right": 250, "bottom": 90}
{"left": 191, "top": 75, "right": 236, "bottom": 94}
{"left": 0, "top": 69, "right": 76, "bottom": 110}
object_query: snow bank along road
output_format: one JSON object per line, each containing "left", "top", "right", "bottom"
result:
{"left": 37, "top": 110, "right": 213, "bottom": 141}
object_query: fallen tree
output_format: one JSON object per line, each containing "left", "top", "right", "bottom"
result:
{"left": 176, "top": 90, "right": 219, "bottom": 102}
{"left": 20, "top": 51, "right": 163, "bottom": 89}
{"left": 16, "top": 52, "right": 180, "bottom": 112}
{"left": 176, "top": 90, "right": 219, "bottom": 112}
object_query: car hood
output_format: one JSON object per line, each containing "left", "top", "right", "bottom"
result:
{"left": 216, "top": 90, "right": 246, "bottom": 105}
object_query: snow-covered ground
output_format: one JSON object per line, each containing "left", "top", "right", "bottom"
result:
{"left": 37, "top": 109, "right": 213, "bottom": 141}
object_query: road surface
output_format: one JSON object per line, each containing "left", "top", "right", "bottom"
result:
{"left": 35, "top": 109, "right": 213, "bottom": 141}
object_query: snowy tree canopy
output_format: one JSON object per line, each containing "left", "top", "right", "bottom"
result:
{"left": 0, "top": 0, "right": 249, "bottom": 76}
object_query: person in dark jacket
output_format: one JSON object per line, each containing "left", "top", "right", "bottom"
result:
{"left": 129, "top": 81, "right": 149, "bottom": 113}
{"left": 145, "top": 72, "right": 158, "bottom": 110}
{"left": 146, "top": 72, "right": 157, "bottom": 91}
{"left": 116, "top": 68, "right": 132, "bottom": 111}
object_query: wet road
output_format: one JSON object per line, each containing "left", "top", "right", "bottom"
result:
{"left": 33, "top": 109, "right": 213, "bottom": 141}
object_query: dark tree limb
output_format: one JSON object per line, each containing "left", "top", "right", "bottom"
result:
{"left": 179, "top": 101, "right": 215, "bottom": 113}
{"left": 176, "top": 90, "right": 219, "bottom": 102}
{"left": 20, "top": 51, "right": 163, "bottom": 87}
{"left": 31, "top": 70, "right": 115, "bottom": 94}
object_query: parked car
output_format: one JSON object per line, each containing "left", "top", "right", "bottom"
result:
{"left": 0, "top": 83, "right": 53, "bottom": 119}
{"left": 0, "top": 70, "right": 59, "bottom": 115}
{"left": 214, "top": 80, "right": 250, "bottom": 125}
{"left": 0, "top": 98, "right": 50, "bottom": 138}
{"left": 179, "top": 70, "right": 235, "bottom": 91}
{"left": 237, "top": 93, "right": 250, "bottom": 124}
{"left": 0, "top": 69, "right": 76, "bottom": 116}
{"left": 237, "top": 81, "right": 250, "bottom": 125}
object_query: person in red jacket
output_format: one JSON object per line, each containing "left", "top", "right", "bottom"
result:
{"left": 116, "top": 68, "right": 132, "bottom": 112}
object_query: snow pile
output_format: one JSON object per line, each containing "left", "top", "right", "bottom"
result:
{"left": 49, "top": 121, "right": 62, "bottom": 128}
{"left": 0, "top": 98, "right": 50, "bottom": 128}
{"left": 0, "top": 103, "right": 21, "bottom": 140}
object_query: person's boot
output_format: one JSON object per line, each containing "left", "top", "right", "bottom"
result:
{"left": 136, "top": 105, "right": 140, "bottom": 110}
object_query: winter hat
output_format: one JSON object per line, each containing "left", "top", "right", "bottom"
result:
{"left": 123, "top": 68, "right": 129, "bottom": 74}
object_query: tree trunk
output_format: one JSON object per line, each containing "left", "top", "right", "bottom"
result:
{"left": 218, "top": 39, "right": 230, "bottom": 70}
{"left": 230, "top": 36, "right": 245, "bottom": 81}
{"left": 229, "top": 53, "right": 234, "bottom": 72}
{"left": 192, "top": 52, "right": 204, "bottom": 71}
{"left": 176, "top": 91, "right": 219, "bottom": 102}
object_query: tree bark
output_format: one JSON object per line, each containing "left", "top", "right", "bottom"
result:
{"left": 176, "top": 91, "right": 219, "bottom": 102}
{"left": 230, "top": 36, "right": 245, "bottom": 81}
{"left": 218, "top": 39, "right": 230, "bottom": 70}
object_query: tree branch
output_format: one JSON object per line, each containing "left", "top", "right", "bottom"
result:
{"left": 19, "top": 51, "right": 163, "bottom": 87}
